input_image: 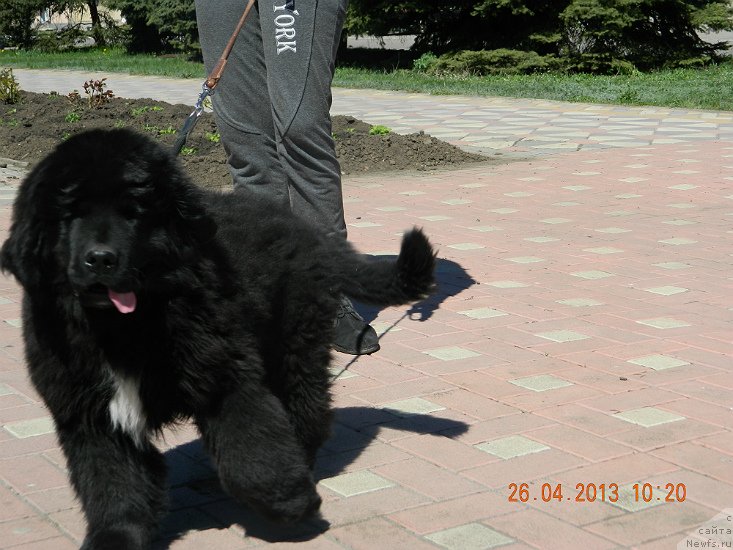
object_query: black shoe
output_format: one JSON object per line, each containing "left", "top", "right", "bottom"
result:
{"left": 332, "top": 296, "right": 380, "bottom": 355}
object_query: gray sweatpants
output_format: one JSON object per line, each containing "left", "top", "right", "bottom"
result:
{"left": 194, "top": 0, "right": 348, "bottom": 239}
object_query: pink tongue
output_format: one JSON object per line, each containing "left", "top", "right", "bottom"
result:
{"left": 108, "top": 290, "right": 137, "bottom": 314}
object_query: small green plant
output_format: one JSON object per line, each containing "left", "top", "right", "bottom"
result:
{"left": 1, "top": 108, "right": 18, "bottom": 126}
{"left": 412, "top": 52, "right": 438, "bottom": 73}
{"left": 114, "top": 120, "right": 126, "bottom": 128}
{"left": 369, "top": 124, "right": 391, "bottom": 136}
{"left": 0, "top": 68, "right": 21, "bottom": 105}
{"left": 143, "top": 124, "right": 159, "bottom": 134}
{"left": 179, "top": 146, "right": 197, "bottom": 156}
{"left": 82, "top": 78, "right": 114, "bottom": 109}
{"left": 131, "top": 105, "right": 164, "bottom": 117}
{"left": 61, "top": 132, "right": 72, "bottom": 141}
{"left": 65, "top": 111, "right": 81, "bottom": 123}
{"left": 158, "top": 126, "right": 176, "bottom": 135}
{"left": 205, "top": 131, "right": 220, "bottom": 143}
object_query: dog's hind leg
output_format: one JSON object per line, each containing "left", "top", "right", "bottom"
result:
{"left": 57, "top": 426, "right": 167, "bottom": 550}
{"left": 196, "top": 384, "right": 322, "bottom": 523}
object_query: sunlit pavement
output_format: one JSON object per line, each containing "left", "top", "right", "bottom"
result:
{"left": 0, "top": 69, "right": 731, "bottom": 549}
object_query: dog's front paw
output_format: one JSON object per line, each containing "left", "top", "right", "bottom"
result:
{"left": 81, "top": 526, "right": 147, "bottom": 550}
{"left": 261, "top": 477, "right": 323, "bottom": 523}
{"left": 224, "top": 467, "right": 322, "bottom": 523}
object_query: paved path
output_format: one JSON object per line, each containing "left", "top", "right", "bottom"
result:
{"left": 0, "top": 69, "right": 731, "bottom": 549}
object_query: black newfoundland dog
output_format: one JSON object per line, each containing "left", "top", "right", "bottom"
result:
{"left": 1, "top": 128, "right": 435, "bottom": 549}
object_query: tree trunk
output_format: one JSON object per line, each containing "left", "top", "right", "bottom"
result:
{"left": 87, "top": 0, "right": 106, "bottom": 47}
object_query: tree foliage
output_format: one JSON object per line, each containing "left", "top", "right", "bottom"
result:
{"left": 346, "top": 0, "right": 733, "bottom": 70}
{"left": 2, "top": 0, "right": 731, "bottom": 72}
{"left": 104, "top": 0, "right": 197, "bottom": 54}
{"left": 0, "top": 0, "right": 49, "bottom": 48}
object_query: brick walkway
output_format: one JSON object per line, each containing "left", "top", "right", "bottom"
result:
{"left": 0, "top": 70, "right": 731, "bottom": 549}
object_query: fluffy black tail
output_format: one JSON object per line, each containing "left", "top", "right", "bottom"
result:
{"left": 338, "top": 228, "right": 436, "bottom": 306}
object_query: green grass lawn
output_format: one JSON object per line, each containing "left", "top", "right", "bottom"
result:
{"left": 3, "top": 47, "right": 733, "bottom": 111}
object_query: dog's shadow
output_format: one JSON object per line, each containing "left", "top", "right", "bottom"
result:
{"left": 355, "top": 257, "right": 476, "bottom": 325}
{"left": 154, "top": 406, "right": 469, "bottom": 547}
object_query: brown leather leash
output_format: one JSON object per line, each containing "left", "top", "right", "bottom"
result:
{"left": 173, "top": 0, "right": 257, "bottom": 155}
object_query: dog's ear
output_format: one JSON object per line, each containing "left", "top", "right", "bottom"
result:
{"left": 174, "top": 188, "right": 218, "bottom": 243}
{"left": 154, "top": 155, "right": 218, "bottom": 244}
{"left": 1, "top": 161, "right": 57, "bottom": 290}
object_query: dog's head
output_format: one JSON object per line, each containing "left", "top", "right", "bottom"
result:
{"left": 1, "top": 128, "right": 216, "bottom": 313}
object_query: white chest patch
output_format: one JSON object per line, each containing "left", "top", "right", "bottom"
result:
{"left": 108, "top": 373, "right": 147, "bottom": 448}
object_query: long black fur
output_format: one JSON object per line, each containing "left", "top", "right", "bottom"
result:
{"left": 0, "top": 128, "right": 435, "bottom": 549}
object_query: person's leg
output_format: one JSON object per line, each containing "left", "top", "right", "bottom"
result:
{"left": 196, "top": 0, "right": 378, "bottom": 354}
{"left": 194, "top": 0, "right": 290, "bottom": 207}
{"left": 258, "top": 0, "right": 348, "bottom": 239}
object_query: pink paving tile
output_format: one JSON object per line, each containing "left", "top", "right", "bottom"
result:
{"left": 523, "top": 477, "right": 627, "bottom": 527}
{"left": 701, "top": 372, "right": 733, "bottom": 390}
{"left": 412, "top": 354, "right": 504, "bottom": 376}
{"left": 634, "top": 531, "right": 700, "bottom": 550}
{"left": 660, "top": 397, "right": 733, "bottom": 429}
{"left": 319, "top": 485, "right": 432, "bottom": 527}
{"left": 607, "top": 419, "right": 724, "bottom": 452}
{"left": 594, "top": 341, "right": 689, "bottom": 363}
{"left": 439, "top": 370, "right": 527, "bottom": 400}
{"left": 374, "top": 456, "right": 487, "bottom": 499}
{"left": 347, "top": 376, "right": 454, "bottom": 406}
{"left": 259, "top": 539, "right": 344, "bottom": 550}
{"left": 446, "top": 412, "right": 556, "bottom": 446}
{"left": 392, "top": 432, "right": 497, "bottom": 472}
{"left": 630, "top": 362, "right": 723, "bottom": 387}
{"left": 695, "top": 431, "right": 733, "bottom": 455}
{"left": 658, "top": 469, "right": 733, "bottom": 512}
{"left": 0, "top": 453, "right": 68, "bottom": 495}
{"left": 374, "top": 408, "right": 478, "bottom": 444}
{"left": 345, "top": 357, "right": 424, "bottom": 385}
{"left": 500, "top": 384, "right": 604, "bottom": 412}
{"left": 329, "top": 372, "right": 384, "bottom": 395}
{"left": 164, "top": 528, "right": 253, "bottom": 550}
{"left": 673, "top": 334, "right": 733, "bottom": 356}
{"left": 388, "top": 490, "right": 516, "bottom": 535}
{"left": 0, "top": 483, "right": 38, "bottom": 521}
{"left": 577, "top": 387, "right": 685, "bottom": 414}
{"left": 651, "top": 442, "right": 733, "bottom": 484}
{"left": 584, "top": 501, "right": 717, "bottom": 547}
{"left": 556, "top": 364, "right": 649, "bottom": 393}
{"left": 365, "top": 342, "right": 432, "bottom": 366}
{"left": 528, "top": 424, "right": 634, "bottom": 463}
{"left": 487, "top": 508, "right": 618, "bottom": 549}
{"left": 395, "top": 320, "right": 470, "bottom": 339}
{"left": 463, "top": 338, "right": 548, "bottom": 363}
{"left": 48, "top": 507, "right": 86, "bottom": 542}
{"left": 427, "top": 386, "right": 520, "bottom": 420}
{"left": 0, "top": 516, "right": 68, "bottom": 547}
{"left": 11, "top": 536, "right": 78, "bottom": 550}
{"left": 662, "top": 380, "right": 733, "bottom": 408}
{"left": 463, "top": 448, "right": 589, "bottom": 490}
{"left": 316, "top": 439, "right": 411, "bottom": 479}
{"left": 329, "top": 518, "right": 436, "bottom": 550}
{"left": 23, "top": 485, "right": 77, "bottom": 514}
{"left": 553, "top": 453, "right": 679, "bottom": 487}
{"left": 559, "top": 349, "right": 651, "bottom": 377}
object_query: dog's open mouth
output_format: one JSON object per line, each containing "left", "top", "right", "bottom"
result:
{"left": 77, "top": 284, "right": 137, "bottom": 314}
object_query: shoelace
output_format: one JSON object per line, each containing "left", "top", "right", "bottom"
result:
{"left": 336, "top": 298, "right": 364, "bottom": 321}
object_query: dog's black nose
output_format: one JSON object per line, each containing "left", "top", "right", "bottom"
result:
{"left": 84, "top": 248, "right": 118, "bottom": 274}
